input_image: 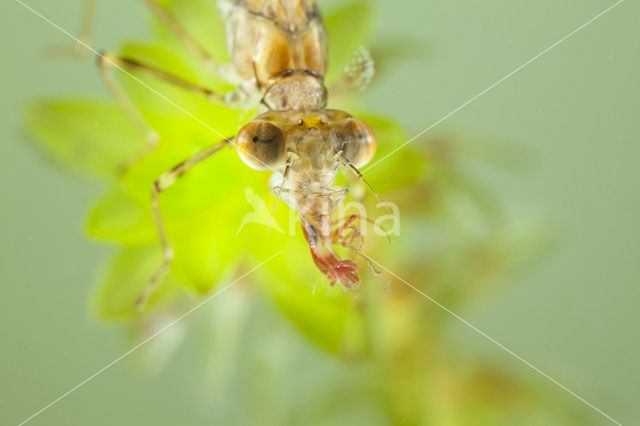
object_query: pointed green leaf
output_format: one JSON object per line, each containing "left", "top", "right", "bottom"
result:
{"left": 92, "top": 245, "right": 181, "bottom": 320}
{"left": 151, "top": 0, "right": 229, "bottom": 63}
{"left": 87, "top": 187, "right": 156, "bottom": 245}
{"left": 25, "top": 99, "right": 146, "bottom": 180}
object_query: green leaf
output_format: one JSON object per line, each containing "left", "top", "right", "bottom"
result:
{"left": 119, "top": 42, "right": 231, "bottom": 92}
{"left": 151, "top": 0, "right": 229, "bottom": 63}
{"left": 166, "top": 200, "right": 247, "bottom": 293}
{"left": 25, "top": 0, "right": 531, "bottom": 367}
{"left": 115, "top": 46, "right": 250, "bottom": 125}
{"left": 25, "top": 99, "right": 146, "bottom": 180}
{"left": 92, "top": 245, "right": 181, "bottom": 320}
{"left": 324, "top": 0, "right": 375, "bottom": 84}
{"left": 252, "top": 242, "right": 367, "bottom": 355}
{"left": 269, "top": 277, "right": 366, "bottom": 355}
{"left": 356, "top": 113, "right": 428, "bottom": 193}
{"left": 89, "top": 148, "right": 270, "bottom": 292}
{"left": 87, "top": 187, "right": 155, "bottom": 246}
{"left": 236, "top": 209, "right": 370, "bottom": 355}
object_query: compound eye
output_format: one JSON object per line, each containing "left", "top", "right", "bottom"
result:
{"left": 340, "top": 119, "right": 376, "bottom": 168}
{"left": 236, "top": 121, "right": 286, "bottom": 170}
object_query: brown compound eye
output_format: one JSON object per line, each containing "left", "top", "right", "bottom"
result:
{"left": 236, "top": 121, "right": 286, "bottom": 170}
{"left": 340, "top": 119, "right": 376, "bottom": 168}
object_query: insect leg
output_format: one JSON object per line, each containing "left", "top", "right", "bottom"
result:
{"left": 142, "top": 0, "right": 218, "bottom": 69}
{"left": 97, "top": 52, "right": 225, "bottom": 167}
{"left": 136, "top": 138, "right": 232, "bottom": 311}
{"left": 98, "top": 53, "right": 159, "bottom": 148}
{"left": 331, "top": 214, "right": 385, "bottom": 275}
{"left": 336, "top": 155, "right": 394, "bottom": 242}
{"left": 336, "top": 154, "right": 383, "bottom": 205}
{"left": 47, "top": 0, "right": 97, "bottom": 58}
{"left": 99, "top": 53, "right": 224, "bottom": 103}
{"left": 271, "top": 153, "right": 296, "bottom": 212}
{"left": 332, "top": 214, "right": 392, "bottom": 245}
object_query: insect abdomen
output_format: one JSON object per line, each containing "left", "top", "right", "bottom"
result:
{"left": 220, "top": 0, "right": 327, "bottom": 87}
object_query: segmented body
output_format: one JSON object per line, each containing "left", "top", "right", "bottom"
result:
{"left": 220, "top": 0, "right": 375, "bottom": 287}
{"left": 219, "top": 0, "right": 328, "bottom": 109}
{"left": 86, "top": 0, "right": 377, "bottom": 309}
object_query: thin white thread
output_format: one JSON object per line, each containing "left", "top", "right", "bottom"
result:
{"left": 15, "top": 0, "right": 279, "bottom": 173}
{"left": 16, "top": 251, "right": 281, "bottom": 426}
{"left": 364, "top": 0, "right": 625, "bottom": 173}
{"left": 359, "top": 251, "right": 623, "bottom": 426}
{"left": 14, "top": 0, "right": 625, "bottom": 424}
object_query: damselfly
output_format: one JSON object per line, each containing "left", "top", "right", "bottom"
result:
{"left": 95, "top": 0, "right": 382, "bottom": 309}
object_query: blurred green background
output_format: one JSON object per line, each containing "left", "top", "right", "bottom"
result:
{"left": 1, "top": 0, "right": 638, "bottom": 425}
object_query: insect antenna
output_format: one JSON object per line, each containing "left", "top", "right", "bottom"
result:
{"left": 336, "top": 153, "right": 394, "bottom": 244}
{"left": 337, "top": 154, "right": 393, "bottom": 210}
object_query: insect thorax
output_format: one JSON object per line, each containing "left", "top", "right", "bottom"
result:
{"left": 263, "top": 70, "right": 327, "bottom": 109}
